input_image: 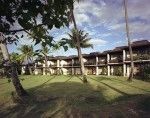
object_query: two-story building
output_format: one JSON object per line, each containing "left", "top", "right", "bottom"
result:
{"left": 34, "top": 40, "right": 150, "bottom": 77}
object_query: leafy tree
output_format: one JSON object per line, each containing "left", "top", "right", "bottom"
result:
{"left": 0, "top": 33, "right": 27, "bottom": 96}
{"left": 60, "top": 28, "right": 93, "bottom": 82}
{"left": 0, "top": 0, "right": 75, "bottom": 97}
{"left": 123, "top": 0, "right": 134, "bottom": 81}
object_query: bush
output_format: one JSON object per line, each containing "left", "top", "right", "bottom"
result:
{"left": 113, "top": 66, "right": 123, "bottom": 76}
{"left": 136, "top": 65, "right": 150, "bottom": 80}
{"left": 101, "top": 67, "right": 107, "bottom": 75}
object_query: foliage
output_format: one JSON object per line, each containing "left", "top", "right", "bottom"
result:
{"left": 113, "top": 66, "right": 123, "bottom": 76}
{"left": 0, "top": 0, "right": 74, "bottom": 46}
{"left": 18, "top": 45, "right": 34, "bottom": 64}
{"left": 59, "top": 28, "right": 93, "bottom": 51}
{"left": 126, "top": 54, "right": 150, "bottom": 61}
{"left": 136, "top": 65, "right": 150, "bottom": 81}
{"left": 101, "top": 67, "right": 107, "bottom": 75}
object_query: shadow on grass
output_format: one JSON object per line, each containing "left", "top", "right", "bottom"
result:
{"left": 0, "top": 81, "right": 9, "bottom": 86}
{"left": 0, "top": 77, "right": 149, "bottom": 118}
{"left": 87, "top": 76, "right": 129, "bottom": 96}
{"left": 0, "top": 82, "right": 106, "bottom": 118}
{"left": 109, "top": 78, "right": 150, "bottom": 93}
{"left": 89, "top": 76, "right": 150, "bottom": 93}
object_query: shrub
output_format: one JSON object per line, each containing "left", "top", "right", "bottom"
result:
{"left": 113, "top": 66, "right": 123, "bottom": 76}
{"left": 136, "top": 65, "right": 150, "bottom": 81}
{"left": 101, "top": 67, "right": 107, "bottom": 75}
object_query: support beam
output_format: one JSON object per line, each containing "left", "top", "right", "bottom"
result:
{"left": 107, "top": 65, "right": 110, "bottom": 76}
{"left": 96, "top": 56, "right": 99, "bottom": 75}
{"left": 72, "top": 59, "right": 74, "bottom": 75}
{"left": 123, "top": 50, "right": 126, "bottom": 62}
{"left": 34, "top": 63, "right": 38, "bottom": 75}
{"left": 123, "top": 64, "right": 126, "bottom": 77}
{"left": 43, "top": 63, "right": 46, "bottom": 75}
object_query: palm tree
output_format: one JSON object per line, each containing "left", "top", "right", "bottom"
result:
{"left": 0, "top": 33, "right": 27, "bottom": 97}
{"left": 68, "top": 0, "right": 90, "bottom": 83}
{"left": 61, "top": 28, "right": 93, "bottom": 82}
{"left": 123, "top": 0, "right": 134, "bottom": 81}
{"left": 10, "top": 52, "right": 22, "bottom": 75}
{"left": 18, "top": 45, "right": 35, "bottom": 74}
{"left": 40, "top": 46, "right": 50, "bottom": 75}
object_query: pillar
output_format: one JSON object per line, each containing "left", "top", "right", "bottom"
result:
{"left": 43, "top": 63, "right": 45, "bottom": 75}
{"left": 96, "top": 56, "right": 99, "bottom": 75}
{"left": 34, "top": 63, "right": 38, "bottom": 75}
{"left": 123, "top": 50, "right": 126, "bottom": 62}
{"left": 72, "top": 59, "right": 74, "bottom": 75}
{"left": 123, "top": 64, "right": 126, "bottom": 77}
{"left": 107, "top": 54, "right": 110, "bottom": 76}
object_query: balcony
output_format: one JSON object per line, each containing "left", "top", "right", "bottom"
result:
{"left": 51, "top": 63, "right": 57, "bottom": 67}
{"left": 63, "top": 63, "right": 72, "bottom": 66}
{"left": 98, "top": 61, "right": 107, "bottom": 64}
{"left": 84, "top": 61, "right": 95, "bottom": 65}
{"left": 109, "top": 58, "right": 123, "bottom": 63}
{"left": 125, "top": 54, "right": 150, "bottom": 61}
{"left": 73, "top": 62, "right": 80, "bottom": 66}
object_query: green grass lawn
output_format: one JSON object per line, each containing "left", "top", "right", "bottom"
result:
{"left": 0, "top": 75, "right": 150, "bottom": 118}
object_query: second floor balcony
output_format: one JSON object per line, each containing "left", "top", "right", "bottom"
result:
{"left": 63, "top": 63, "right": 72, "bottom": 66}
{"left": 73, "top": 62, "right": 80, "bottom": 66}
{"left": 98, "top": 60, "right": 107, "bottom": 64}
{"left": 125, "top": 54, "right": 150, "bottom": 61}
{"left": 84, "top": 61, "right": 96, "bottom": 65}
{"left": 109, "top": 58, "right": 123, "bottom": 63}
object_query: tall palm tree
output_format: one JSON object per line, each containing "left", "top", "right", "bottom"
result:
{"left": 123, "top": 0, "right": 134, "bottom": 81}
{"left": 0, "top": 33, "right": 27, "bottom": 97}
{"left": 61, "top": 28, "right": 93, "bottom": 82}
{"left": 68, "top": 0, "right": 89, "bottom": 82}
{"left": 18, "top": 45, "right": 35, "bottom": 74}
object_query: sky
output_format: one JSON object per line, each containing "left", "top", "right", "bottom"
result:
{"left": 8, "top": 0, "right": 150, "bottom": 56}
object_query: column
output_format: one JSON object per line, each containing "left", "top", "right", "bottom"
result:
{"left": 107, "top": 65, "right": 110, "bottom": 76}
{"left": 96, "top": 56, "right": 99, "bottom": 75}
{"left": 34, "top": 63, "right": 38, "bottom": 75}
{"left": 107, "top": 54, "right": 110, "bottom": 76}
{"left": 123, "top": 64, "right": 126, "bottom": 77}
{"left": 123, "top": 50, "right": 126, "bottom": 62}
{"left": 123, "top": 50, "right": 127, "bottom": 77}
{"left": 72, "top": 59, "right": 74, "bottom": 75}
{"left": 57, "top": 60, "right": 60, "bottom": 74}
{"left": 43, "top": 63, "right": 46, "bottom": 75}
{"left": 126, "top": 65, "right": 130, "bottom": 77}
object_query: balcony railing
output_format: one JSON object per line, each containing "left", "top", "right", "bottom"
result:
{"left": 63, "top": 63, "right": 72, "bottom": 66}
{"left": 73, "top": 62, "right": 80, "bottom": 66}
{"left": 98, "top": 61, "right": 107, "bottom": 64}
{"left": 109, "top": 58, "right": 123, "bottom": 63}
{"left": 125, "top": 54, "right": 150, "bottom": 61}
{"left": 84, "top": 62, "right": 95, "bottom": 65}
{"left": 51, "top": 63, "right": 57, "bottom": 66}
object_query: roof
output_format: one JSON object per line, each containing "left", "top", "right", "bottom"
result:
{"left": 35, "top": 40, "right": 150, "bottom": 61}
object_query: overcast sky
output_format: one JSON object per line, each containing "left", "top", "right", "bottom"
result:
{"left": 8, "top": 0, "right": 150, "bottom": 56}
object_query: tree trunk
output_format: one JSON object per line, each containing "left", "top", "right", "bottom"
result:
{"left": 71, "top": 10, "right": 87, "bottom": 83}
{"left": 123, "top": 0, "right": 134, "bottom": 81}
{"left": 0, "top": 33, "right": 28, "bottom": 97}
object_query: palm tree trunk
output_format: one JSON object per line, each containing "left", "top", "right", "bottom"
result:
{"left": 71, "top": 10, "right": 87, "bottom": 83}
{"left": 123, "top": 0, "right": 134, "bottom": 81}
{"left": 0, "top": 33, "right": 27, "bottom": 97}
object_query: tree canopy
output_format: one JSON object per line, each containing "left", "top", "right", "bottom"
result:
{"left": 0, "top": 0, "right": 74, "bottom": 46}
